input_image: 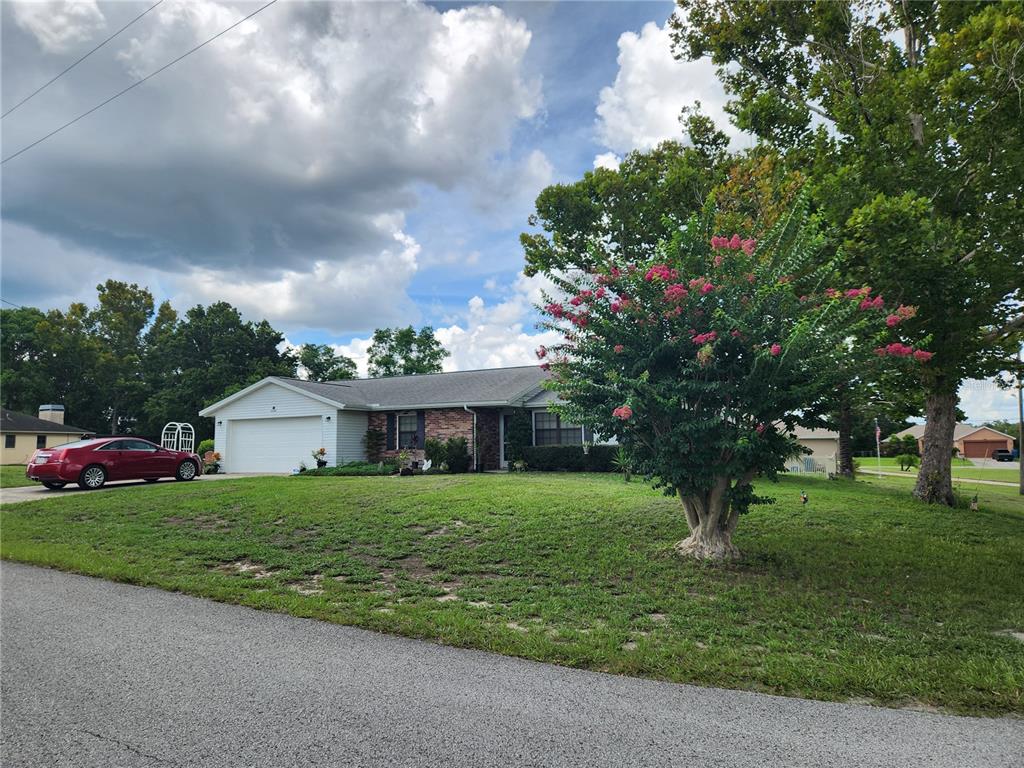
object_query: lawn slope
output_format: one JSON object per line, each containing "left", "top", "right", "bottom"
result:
{"left": 2, "top": 473, "right": 1021, "bottom": 715}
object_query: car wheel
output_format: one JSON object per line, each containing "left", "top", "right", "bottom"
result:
{"left": 144, "top": 478, "right": 159, "bottom": 483}
{"left": 175, "top": 460, "right": 198, "bottom": 481}
{"left": 78, "top": 465, "right": 106, "bottom": 490}
{"left": 42, "top": 481, "right": 66, "bottom": 490}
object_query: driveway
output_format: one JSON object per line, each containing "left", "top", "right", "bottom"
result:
{"left": 0, "top": 473, "right": 274, "bottom": 505}
{"left": 2, "top": 563, "right": 1020, "bottom": 768}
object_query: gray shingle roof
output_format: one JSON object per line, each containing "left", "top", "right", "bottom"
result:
{"left": 1, "top": 408, "right": 91, "bottom": 434}
{"left": 273, "top": 365, "right": 551, "bottom": 410}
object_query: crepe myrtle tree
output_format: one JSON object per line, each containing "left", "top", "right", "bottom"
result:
{"left": 536, "top": 200, "right": 929, "bottom": 561}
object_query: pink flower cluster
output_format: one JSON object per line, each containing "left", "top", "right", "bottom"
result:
{"left": 535, "top": 345, "right": 547, "bottom": 359}
{"left": 770, "top": 343, "right": 782, "bottom": 356}
{"left": 845, "top": 287, "right": 871, "bottom": 299}
{"left": 859, "top": 296, "right": 885, "bottom": 310}
{"left": 612, "top": 405, "right": 633, "bottom": 421}
{"left": 546, "top": 302, "right": 565, "bottom": 318}
{"left": 874, "top": 343, "right": 932, "bottom": 362}
{"left": 691, "top": 331, "right": 717, "bottom": 344}
{"left": 710, "top": 234, "right": 756, "bottom": 255}
{"left": 610, "top": 298, "right": 631, "bottom": 313}
{"left": 885, "top": 304, "right": 917, "bottom": 326}
{"left": 663, "top": 283, "right": 689, "bottom": 303}
{"left": 644, "top": 264, "right": 679, "bottom": 282}
{"left": 614, "top": 344, "right": 624, "bottom": 354}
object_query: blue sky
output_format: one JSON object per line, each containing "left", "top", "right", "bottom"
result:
{"left": 1, "top": 1, "right": 1018, "bottom": 422}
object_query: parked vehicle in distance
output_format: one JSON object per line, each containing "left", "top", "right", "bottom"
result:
{"left": 26, "top": 437, "right": 201, "bottom": 490}
{"left": 991, "top": 449, "right": 1014, "bottom": 462}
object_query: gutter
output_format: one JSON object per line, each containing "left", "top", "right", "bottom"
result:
{"left": 463, "top": 405, "right": 479, "bottom": 472}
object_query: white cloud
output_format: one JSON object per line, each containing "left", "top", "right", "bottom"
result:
{"left": 595, "top": 19, "right": 738, "bottom": 155}
{"left": 958, "top": 379, "right": 1021, "bottom": 424}
{"left": 593, "top": 151, "right": 621, "bottom": 170}
{"left": 12, "top": 0, "right": 105, "bottom": 53}
{"left": 327, "top": 272, "right": 562, "bottom": 377}
{"left": 2, "top": 0, "right": 542, "bottom": 333}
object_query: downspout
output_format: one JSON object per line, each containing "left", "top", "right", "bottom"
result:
{"left": 463, "top": 405, "right": 478, "bottom": 472}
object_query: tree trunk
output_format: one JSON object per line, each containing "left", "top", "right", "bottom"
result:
{"left": 913, "top": 388, "right": 957, "bottom": 505}
{"left": 675, "top": 477, "right": 742, "bottom": 562}
{"left": 836, "top": 390, "right": 854, "bottom": 478}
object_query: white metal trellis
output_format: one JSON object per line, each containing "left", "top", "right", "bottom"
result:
{"left": 161, "top": 422, "right": 195, "bottom": 453}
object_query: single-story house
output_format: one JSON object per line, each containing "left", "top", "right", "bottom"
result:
{"left": 199, "top": 366, "right": 587, "bottom": 473}
{"left": 1, "top": 405, "right": 92, "bottom": 465}
{"left": 786, "top": 426, "right": 839, "bottom": 474}
{"left": 889, "top": 422, "right": 1015, "bottom": 459}
{"left": 199, "top": 366, "right": 850, "bottom": 474}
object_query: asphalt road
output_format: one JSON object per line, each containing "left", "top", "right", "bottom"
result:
{"left": 2, "top": 563, "right": 1021, "bottom": 767}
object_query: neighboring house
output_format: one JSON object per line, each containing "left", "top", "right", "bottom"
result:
{"left": 1, "top": 405, "right": 92, "bottom": 465}
{"left": 889, "top": 423, "right": 1015, "bottom": 459}
{"left": 786, "top": 427, "right": 839, "bottom": 475}
{"left": 199, "top": 366, "right": 852, "bottom": 474}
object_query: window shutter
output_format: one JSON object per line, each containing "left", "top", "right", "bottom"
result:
{"left": 386, "top": 413, "right": 396, "bottom": 451}
{"left": 416, "top": 410, "right": 425, "bottom": 449}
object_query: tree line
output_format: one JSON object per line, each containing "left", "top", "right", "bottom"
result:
{"left": 1, "top": 281, "right": 447, "bottom": 442}
{"left": 522, "top": 0, "right": 1023, "bottom": 506}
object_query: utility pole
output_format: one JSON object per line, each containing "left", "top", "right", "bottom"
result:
{"left": 1018, "top": 347, "right": 1023, "bottom": 496}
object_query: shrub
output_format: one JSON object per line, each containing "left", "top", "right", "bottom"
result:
{"left": 424, "top": 437, "right": 447, "bottom": 466}
{"left": 197, "top": 439, "right": 215, "bottom": 456}
{"left": 445, "top": 436, "right": 472, "bottom": 473}
{"left": 504, "top": 409, "right": 533, "bottom": 462}
{"left": 298, "top": 460, "right": 397, "bottom": 477}
{"left": 521, "top": 445, "right": 616, "bottom": 472}
{"left": 364, "top": 428, "right": 385, "bottom": 461}
{"left": 897, "top": 453, "right": 920, "bottom": 471}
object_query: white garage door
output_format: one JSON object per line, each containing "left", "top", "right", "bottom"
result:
{"left": 226, "top": 416, "right": 324, "bottom": 473}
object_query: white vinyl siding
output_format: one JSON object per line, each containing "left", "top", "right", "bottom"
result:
{"left": 336, "top": 410, "right": 369, "bottom": 464}
{"left": 209, "top": 381, "right": 342, "bottom": 471}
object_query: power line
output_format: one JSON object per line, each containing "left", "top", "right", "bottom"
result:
{"left": 1, "top": 298, "right": 26, "bottom": 309}
{"left": 2, "top": 0, "right": 166, "bottom": 120}
{"left": 1, "top": 0, "right": 278, "bottom": 165}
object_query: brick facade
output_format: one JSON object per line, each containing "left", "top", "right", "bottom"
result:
{"left": 366, "top": 407, "right": 502, "bottom": 470}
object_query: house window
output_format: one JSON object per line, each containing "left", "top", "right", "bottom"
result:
{"left": 533, "top": 411, "right": 582, "bottom": 446}
{"left": 36, "top": 435, "right": 47, "bottom": 449}
{"left": 4, "top": 435, "right": 14, "bottom": 449}
{"left": 398, "top": 413, "right": 419, "bottom": 449}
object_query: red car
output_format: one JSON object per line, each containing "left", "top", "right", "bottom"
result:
{"left": 26, "top": 437, "right": 201, "bottom": 490}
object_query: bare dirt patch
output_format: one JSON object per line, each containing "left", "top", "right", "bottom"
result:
{"left": 215, "top": 559, "right": 276, "bottom": 579}
{"left": 289, "top": 574, "right": 324, "bottom": 596}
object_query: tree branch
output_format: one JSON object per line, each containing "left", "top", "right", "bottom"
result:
{"left": 983, "top": 314, "right": 1024, "bottom": 343}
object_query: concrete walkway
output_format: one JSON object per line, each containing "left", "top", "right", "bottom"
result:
{"left": 0, "top": 473, "right": 274, "bottom": 505}
{"left": 859, "top": 469, "right": 1019, "bottom": 488}
{"left": 2, "top": 562, "right": 1020, "bottom": 768}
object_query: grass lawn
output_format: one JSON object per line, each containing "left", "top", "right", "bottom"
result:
{"left": 1, "top": 464, "right": 35, "bottom": 488}
{"left": 857, "top": 458, "right": 1020, "bottom": 484}
{"left": 2, "top": 473, "right": 1022, "bottom": 716}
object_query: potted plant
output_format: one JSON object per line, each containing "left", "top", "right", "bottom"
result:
{"left": 397, "top": 449, "right": 414, "bottom": 476}
{"left": 203, "top": 450, "right": 222, "bottom": 474}
{"left": 311, "top": 447, "right": 328, "bottom": 469}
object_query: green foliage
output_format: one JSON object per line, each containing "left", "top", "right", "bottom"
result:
{"left": 444, "top": 437, "right": 471, "bottom": 473}
{"left": 2, "top": 473, "right": 1021, "bottom": 714}
{"left": 539, "top": 199, "right": 906, "bottom": 525}
{"left": 197, "top": 439, "right": 215, "bottom": 456}
{"left": 521, "top": 445, "right": 616, "bottom": 472}
{"left": 367, "top": 326, "right": 448, "bottom": 377}
{"left": 298, "top": 461, "right": 397, "bottom": 477}
{"left": 897, "top": 454, "right": 920, "bottom": 472}
{"left": 671, "top": 0, "right": 1024, "bottom": 503}
{"left": 363, "top": 429, "right": 385, "bottom": 462}
{"left": 298, "top": 344, "right": 357, "bottom": 382}
{"left": 611, "top": 446, "right": 632, "bottom": 482}
{"left": 423, "top": 437, "right": 447, "bottom": 466}
{"left": 504, "top": 409, "right": 533, "bottom": 463}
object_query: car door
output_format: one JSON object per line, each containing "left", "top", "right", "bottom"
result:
{"left": 120, "top": 439, "right": 168, "bottom": 479}
{"left": 94, "top": 440, "right": 129, "bottom": 479}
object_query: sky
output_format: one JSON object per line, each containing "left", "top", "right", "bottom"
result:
{"left": 1, "top": 0, "right": 1019, "bottom": 423}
